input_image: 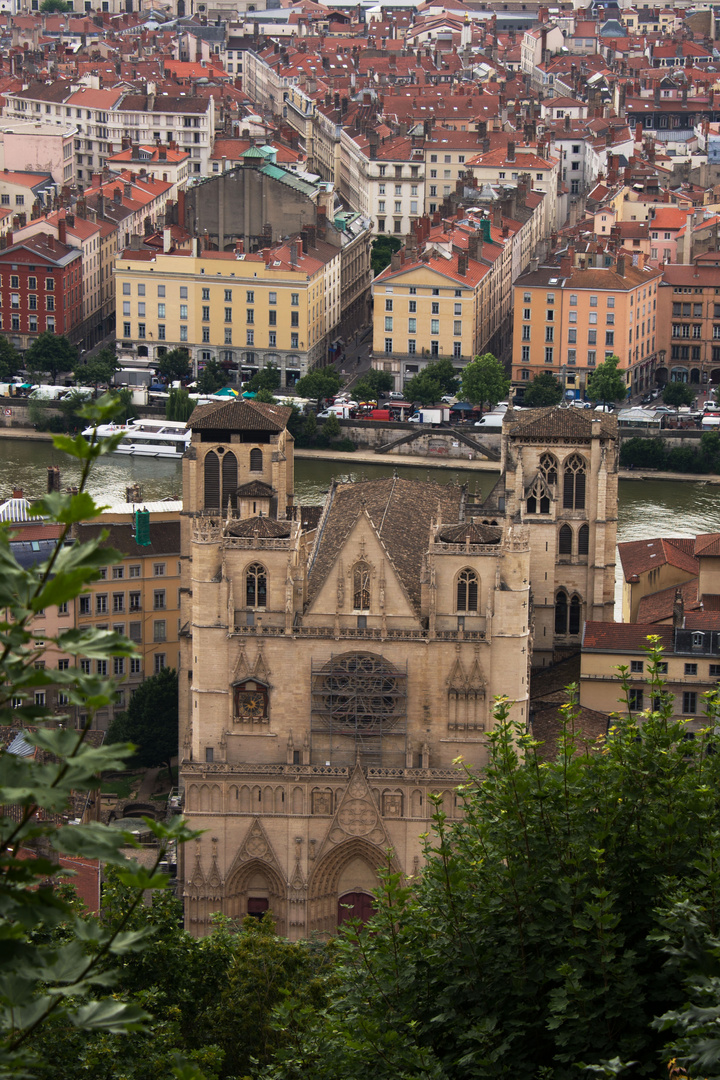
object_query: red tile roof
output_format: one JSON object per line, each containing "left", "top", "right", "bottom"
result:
{"left": 636, "top": 578, "right": 699, "bottom": 624}
{"left": 618, "top": 537, "right": 699, "bottom": 581}
{"left": 582, "top": 621, "right": 674, "bottom": 651}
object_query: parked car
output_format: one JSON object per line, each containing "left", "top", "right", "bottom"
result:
{"left": 594, "top": 404, "right": 614, "bottom": 413}
{"left": 572, "top": 399, "right": 592, "bottom": 409}
{"left": 441, "top": 395, "right": 457, "bottom": 404}
{"left": 650, "top": 405, "right": 675, "bottom": 415}
{"left": 388, "top": 391, "right": 404, "bottom": 401}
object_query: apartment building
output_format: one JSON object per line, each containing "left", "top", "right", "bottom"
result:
{"left": 115, "top": 239, "right": 337, "bottom": 383}
{"left": 72, "top": 520, "right": 181, "bottom": 732}
{"left": 105, "top": 144, "right": 191, "bottom": 194}
{"left": 511, "top": 255, "right": 663, "bottom": 399}
{"left": 466, "top": 142, "right": 560, "bottom": 233}
{"left": 0, "top": 232, "right": 83, "bottom": 348}
{"left": 371, "top": 217, "right": 512, "bottom": 386}
{"left": 657, "top": 257, "right": 720, "bottom": 390}
{"left": 340, "top": 129, "right": 425, "bottom": 237}
{"left": 0, "top": 121, "right": 75, "bottom": 186}
{"left": 423, "top": 132, "right": 499, "bottom": 216}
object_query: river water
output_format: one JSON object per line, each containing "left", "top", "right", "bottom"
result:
{"left": 6, "top": 443, "right": 720, "bottom": 615}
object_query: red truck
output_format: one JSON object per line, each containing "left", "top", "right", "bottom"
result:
{"left": 370, "top": 408, "right": 392, "bottom": 421}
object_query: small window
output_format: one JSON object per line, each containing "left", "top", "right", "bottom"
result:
{"left": 456, "top": 568, "right": 479, "bottom": 613}
{"left": 628, "top": 688, "right": 644, "bottom": 712}
{"left": 683, "top": 691, "right": 697, "bottom": 714}
{"left": 685, "top": 663, "right": 698, "bottom": 676}
{"left": 630, "top": 660, "right": 643, "bottom": 673}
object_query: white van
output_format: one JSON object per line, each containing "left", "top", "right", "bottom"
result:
{"left": 473, "top": 413, "right": 505, "bottom": 429}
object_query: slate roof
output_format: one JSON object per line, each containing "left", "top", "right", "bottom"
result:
{"left": 438, "top": 522, "right": 502, "bottom": 544}
{"left": 503, "top": 406, "right": 617, "bottom": 440}
{"left": 236, "top": 480, "right": 274, "bottom": 497}
{"left": 188, "top": 399, "right": 291, "bottom": 433}
{"left": 75, "top": 521, "right": 180, "bottom": 557}
{"left": 227, "top": 516, "right": 291, "bottom": 538}
{"left": 618, "top": 536, "right": 698, "bottom": 581}
{"left": 307, "top": 477, "right": 461, "bottom": 615}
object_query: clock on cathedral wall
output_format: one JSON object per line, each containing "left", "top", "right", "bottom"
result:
{"left": 234, "top": 680, "right": 268, "bottom": 722}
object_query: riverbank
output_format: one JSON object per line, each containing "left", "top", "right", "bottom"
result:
{"left": 0, "top": 427, "right": 53, "bottom": 442}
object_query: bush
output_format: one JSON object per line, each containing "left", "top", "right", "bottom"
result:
{"left": 619, "top": 437, "right": 667, "bottom": 470}
{"left": 335, "top": 437, "right": 356, "bottom": 452}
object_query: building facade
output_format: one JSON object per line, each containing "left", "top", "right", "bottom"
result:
{"left": 0, "top": 233, "right": 83, "bottom": 349}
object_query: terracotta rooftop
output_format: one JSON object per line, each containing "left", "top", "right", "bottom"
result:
{"left": 618, "top": 537, "right": 699, "bottom": 582}
{"left": 503, "top": 406, "right": 617, "bottom": 440}
{"left": 636, "top": 578, "right": 699, "bottom": 624}
{"left": 582, "top": 621, "right": 674, "bottom": 651}
{"left": 188, "top": 399, "right": 291, "bottom": 433}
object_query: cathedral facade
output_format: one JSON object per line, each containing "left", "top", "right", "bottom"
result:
{"left": 178, "top": 402, "right": 618, "bottom": 937}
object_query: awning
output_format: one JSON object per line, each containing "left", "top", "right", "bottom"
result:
{"left": 450, "top": 402, "right": 473, "bottom": 411}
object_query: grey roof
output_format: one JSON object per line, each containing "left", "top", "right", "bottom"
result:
{"left": 503, "top": 406, "right": 618, "bottom": 441}
{"left": 189, "top": 399, "right": 291, "bottom": 433}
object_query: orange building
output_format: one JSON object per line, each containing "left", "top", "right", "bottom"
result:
{"left": 511, "top": 254, "right": 664, "bottom": 399}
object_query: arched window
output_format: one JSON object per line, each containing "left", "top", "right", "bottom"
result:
{"left": 526, "top": 479, "right": 550, "bottom": 515}
{"left": 569, "top": 595, "right": 582, "bottom": 636}
{"left": 246, "top": 563, "right": 267, "bottom": 608}
{"left": 222, "top": 450, "right": 237, "bottom": 509}
{"left": 204, "top": 450, "right": 219, "bottom": 509}
{"left": 558, "top": 524, "right": 573, "bottom": 555}
{"left": 539, "top": 452, "right": 557, "bottom": 485}
{"left": 250, "top": 448, "right": 263, "bottom": 473}
{"left": 563, "top": 454, "right": 586, "bottom": 510}
{"left": 578, "top": 524, "right": 589, "bottom": 556}
{"left": 555, "top": 590, "right": 568, "bottom": 634}
{"left": 353, "top": 562, "right": 370, "bottom": 611}
{"left": 456, "top": 568, "right": 479, "bottom": 612}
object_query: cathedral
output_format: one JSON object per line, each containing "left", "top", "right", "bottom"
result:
{"left": 178, "top": 402, "right": 618, "bottom": 937}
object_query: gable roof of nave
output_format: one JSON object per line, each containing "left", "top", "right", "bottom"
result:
{"left": 306, "top": 476, "right": 461, "bottom": 615}
{"left": 503, "top": 406, "right": 617, "bottom": 440}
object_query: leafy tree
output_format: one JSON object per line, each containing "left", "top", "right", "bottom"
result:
{"left": 254, "top": 388, "right": 277, "bottom": 404}
{"left": 25, "top": 332, "right": 77, "bottom": 384}
{"left": 107, "top": 667, "right": 178, "bottom": 782}
{"left": 197, "top": 359, "right": 225, "bottom": 395}
{"left": 423, "top": 358, "right": 460, "bottom": 395}
{"left": 295, "top": 368, "right": 341, "bottom": 410}
{"left": 166, "top": 387, "right": 195, "bottom": 423}
{"left": 246, "top": 364, "right": 281, "bottom": 394}
{"left": 404, "top": 370, "right": 442, "bottom": 407}
{"left": 586, "top": 353, "right": 627, "bottom": 406}
{"left": 40, "top": 0, "right": 70, "bottom": 10}
{"left": 662, "top": 382, "right": 694, "bottom": 408}
{"left": 371, "top": 236, "right": 402, "bottom": 276}
{"left": 522, "top": 371, "right": 563, "bottom": 408}
{"left": 264, "top": 644, "right": 720, "bottom": 1080}
{"left": 361, "top": 368, "right": 394, "bottom": 397}
{"left": 302, "top": 410, "right": 317, "bottom": 443}
{"left": 350, "top": 379, "right": 379, "bottom": 403}
{"left": 461, "top": 352, "right": 510, "bottom": 414}
{"left": 320, "top": 412, "right": 341, "bottom": 442}
{"left": 112, "top": 388, "right": 138, "bottom": 424}
{"left": 284, "top": 402, "right": 304, "bottom": 440}
{"left": 74, "top": 347, "right": 118, "bottom": 390}
{"left": 157, "top": 348, "right": 191, "bottom": 384}
{"left": 0, "top": 396, "right": 198, "bottom": 1075}
{"left": 0, "top": 334, "right": 20, "bottom": 380}
{"left": 619, "top": 436, "right": 667, "bottom": 470}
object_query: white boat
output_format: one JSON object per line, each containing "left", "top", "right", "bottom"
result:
{"left": 81, "top": 418, "right": 191, "bottom": 457}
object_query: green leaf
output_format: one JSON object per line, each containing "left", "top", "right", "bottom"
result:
{"left": 70, "top": 999, "right": 149, "bottom": 1032}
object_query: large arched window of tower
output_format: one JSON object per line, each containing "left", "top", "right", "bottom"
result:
{"left": 539, "top": 452, "right": 558, "bottom": 485}
{"left": 250, "top": 448, "right": 263, "bottom": 473}
{"left": 558, "top": 524, "right": 573, "bottom": 555}
{"left": 569, "top": 595, "right": 582, "bottom": 636}
{"left": 563, "top": 454, "right": 586, "bottom": 510}
{"left": 222, "top": 450, "right": 238, "bottom": 509}
{"left": 352, "top": 562, "right": 371, "bottom": 611}
{"left": 204, "top": 450, "right": 220, "bottom": 510}
{"left": 456, "top": 568, "right": 479, "bottom": 613}
{"left": 578, "top": 524, "right": 589, "bottom": 557}
{"left": 555, "top": 589, "right": 568, "bottom": 634}
{"left": 246, "top": 563, "right": 267, "bottom": 609}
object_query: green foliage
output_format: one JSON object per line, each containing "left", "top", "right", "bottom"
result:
{"left": 264, "top": 646, "right": 720, "bottom": 1080}
{"left": 245, "top": 364, "right": 281, "bottom": 394}
{"left": 662, "top": 382, "right": 695, "bottom": 408}
{"left": 586, "top": 354, "right": 627, "bottom": 405}
{"left": 40, "top": 0, "right": 70, "bottom": 9}
{"left": 284, "top": 402, "right": 305, "bottom": 440}
{"left": 404, "top": 370, "right": 442, "bottom": 407}
{"left": 254, "top": 388, "right": 278, "bottom": 404}
{"left": 157, "top": 349, "right": 191, "bottom": 384}
{"left": 112, "top": 388, "right": 138, "bottom": 424}
{"left": 351, "top": 379, "right": 379, "bottom": 403}
{"left": 0, "top": 394, "right": 200, "bottom": 1074}
{"left": 522, "top": 372, "right": 563, "bottom": 408}
{"left": 620, "top": 435, "right": 720, "bottom": 475}
{"left": 335, "top": 437, "right": 356, "bottom": 452}
{"left": 0, "top": 335, "right": 20, "bottom": 380}
{"left": 302, "top": 410, "right": 317, "bottom": 443}
{"left": 107, "top": 667, "right": 178, "bottom": 779}
{"left": 370, "top": 236, "right": 402, "bottom": 276}
{"left": 295, "top": 369, "right": 341, "bottom": 409}
{"left": 361, "top": 368, "right": 394, "bottom": 396}
{"left": 461, "top": 352, "right": 510, "bottom": 413}
{"left": 424, "top": 358, "right": 460, "bottom": 395}
{"left": 196, "top": 360, "right": 226, "bottom": 395}
{"left": 166, "top": 388, "right": 195, "bottom": 423}
{"left": 74, "top": 347, "right": 118, "bottom": 389}
{"left": 619, "top": 437, "right": 667, "bottom": 470}
{"left": 25, "top": 332, "right": 77, "bottom": 384}
{"left": 318, "top": 413, "right": 341, "bottom": 446}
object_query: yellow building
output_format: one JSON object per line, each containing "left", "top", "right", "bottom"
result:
{"left": 115, "top": 238, "right": 339, "bottom": 387}
{"left": 72, "top": 519, "right": 181, "bottom": 732}
{"left": 511, "top": 254, "right": 663, "bottom": 399}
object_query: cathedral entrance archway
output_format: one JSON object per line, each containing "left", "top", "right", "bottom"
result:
{"left": 308, "top": 837, "right": 394, "bottom": 936}
{"left": 338, "top": 891, "right": 374, "bottom": 926}
{"left": 225, "top": 858, "right": 286, "bottom": 933}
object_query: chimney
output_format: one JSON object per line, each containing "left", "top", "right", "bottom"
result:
{"left": 124, "top": 183, "right": 132, "bottom": 197}
{"left": 113, "top": 187, "right": 122, "bottom": 204}
{"left": 616, "top": 255, "right": 626, "bottom": 277}
{"left": 507, "top": 140, "right": 515, "bottom": 162}
{"left": 46, "top": 233, "right": 53, "bottom": 250}
{"left": 290, "top": 241, "right": 298, "bottom": 265}
{"left": 58, "top": 219, "right": 66, "bottom": 245}
{"left": 11, "top": 486, "right": 23, "bottom": 499}
{"left": 163, "top": 227, "right": 172, "bottom": 253}
{"left": 457, "top": 252, "right": 468, "bottom": 276}
{"left": 673, "top": 587, "right": 684, "bottom": 630}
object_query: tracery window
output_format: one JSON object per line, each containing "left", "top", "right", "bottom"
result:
{"left": 563, "top": 453, "right": 586, "bottom": 510}
{"left": 539, "top": 452, "right": 557, "bottom": 484}
{"left": 555, "top": 590, "right": 582, "bottom": 635}
{"left": 353, "top": 561, "right": 371, "bottom": 611}
{"left": 526, "top": 479, "right": 550, "bottom": 515}
{"left": 246, "top": 563, "right": 267, "bottom": 608}
{"left": 456, "top": 568, "right": 479, "bottom": 612}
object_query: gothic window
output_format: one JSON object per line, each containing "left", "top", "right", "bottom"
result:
{"left": 234, "top": 679, "right": 268, "bottom": 721}
{"left": 222, "top": 450, "right": 237, "bottom": 509}
{"left": 569, "top": 595, "right": 582, "bottom": 636}
{"left": 456, "top": 568, "right": 479, "bottom": 612}
{"left": 353, "top": 562, "right": 371, "bottom": 611}
{"left": 250, "top": 447, "right": 263, "bottom": 472}
{"left": 558, "top": 524, "right": 573, "bottom": 555}
{"left": 539, "top": 452, "right": 557, "bottom": 485}
{"left": 555, "top": 589, "right": 568, "bottom": 634}
{"left": 311, "top": 652, "right": 406, "bottom": 735}
{"left": 526, "top": 479, "right": 550, "bottom": 515}
{"left": 204, "top": 450, "right": 219, "bottom": 509}
{"left": 246, "top": 563, "right": 267, "bottom": 608}
{"left": 563, "top": 453, "right": 586, "bottom": 510}
{"left": 578, "top": 524, "right": 589, "bottom": 556}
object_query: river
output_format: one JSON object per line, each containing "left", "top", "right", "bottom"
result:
{"left": 5, "top": 443, "right": 720, "bottom": 616}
